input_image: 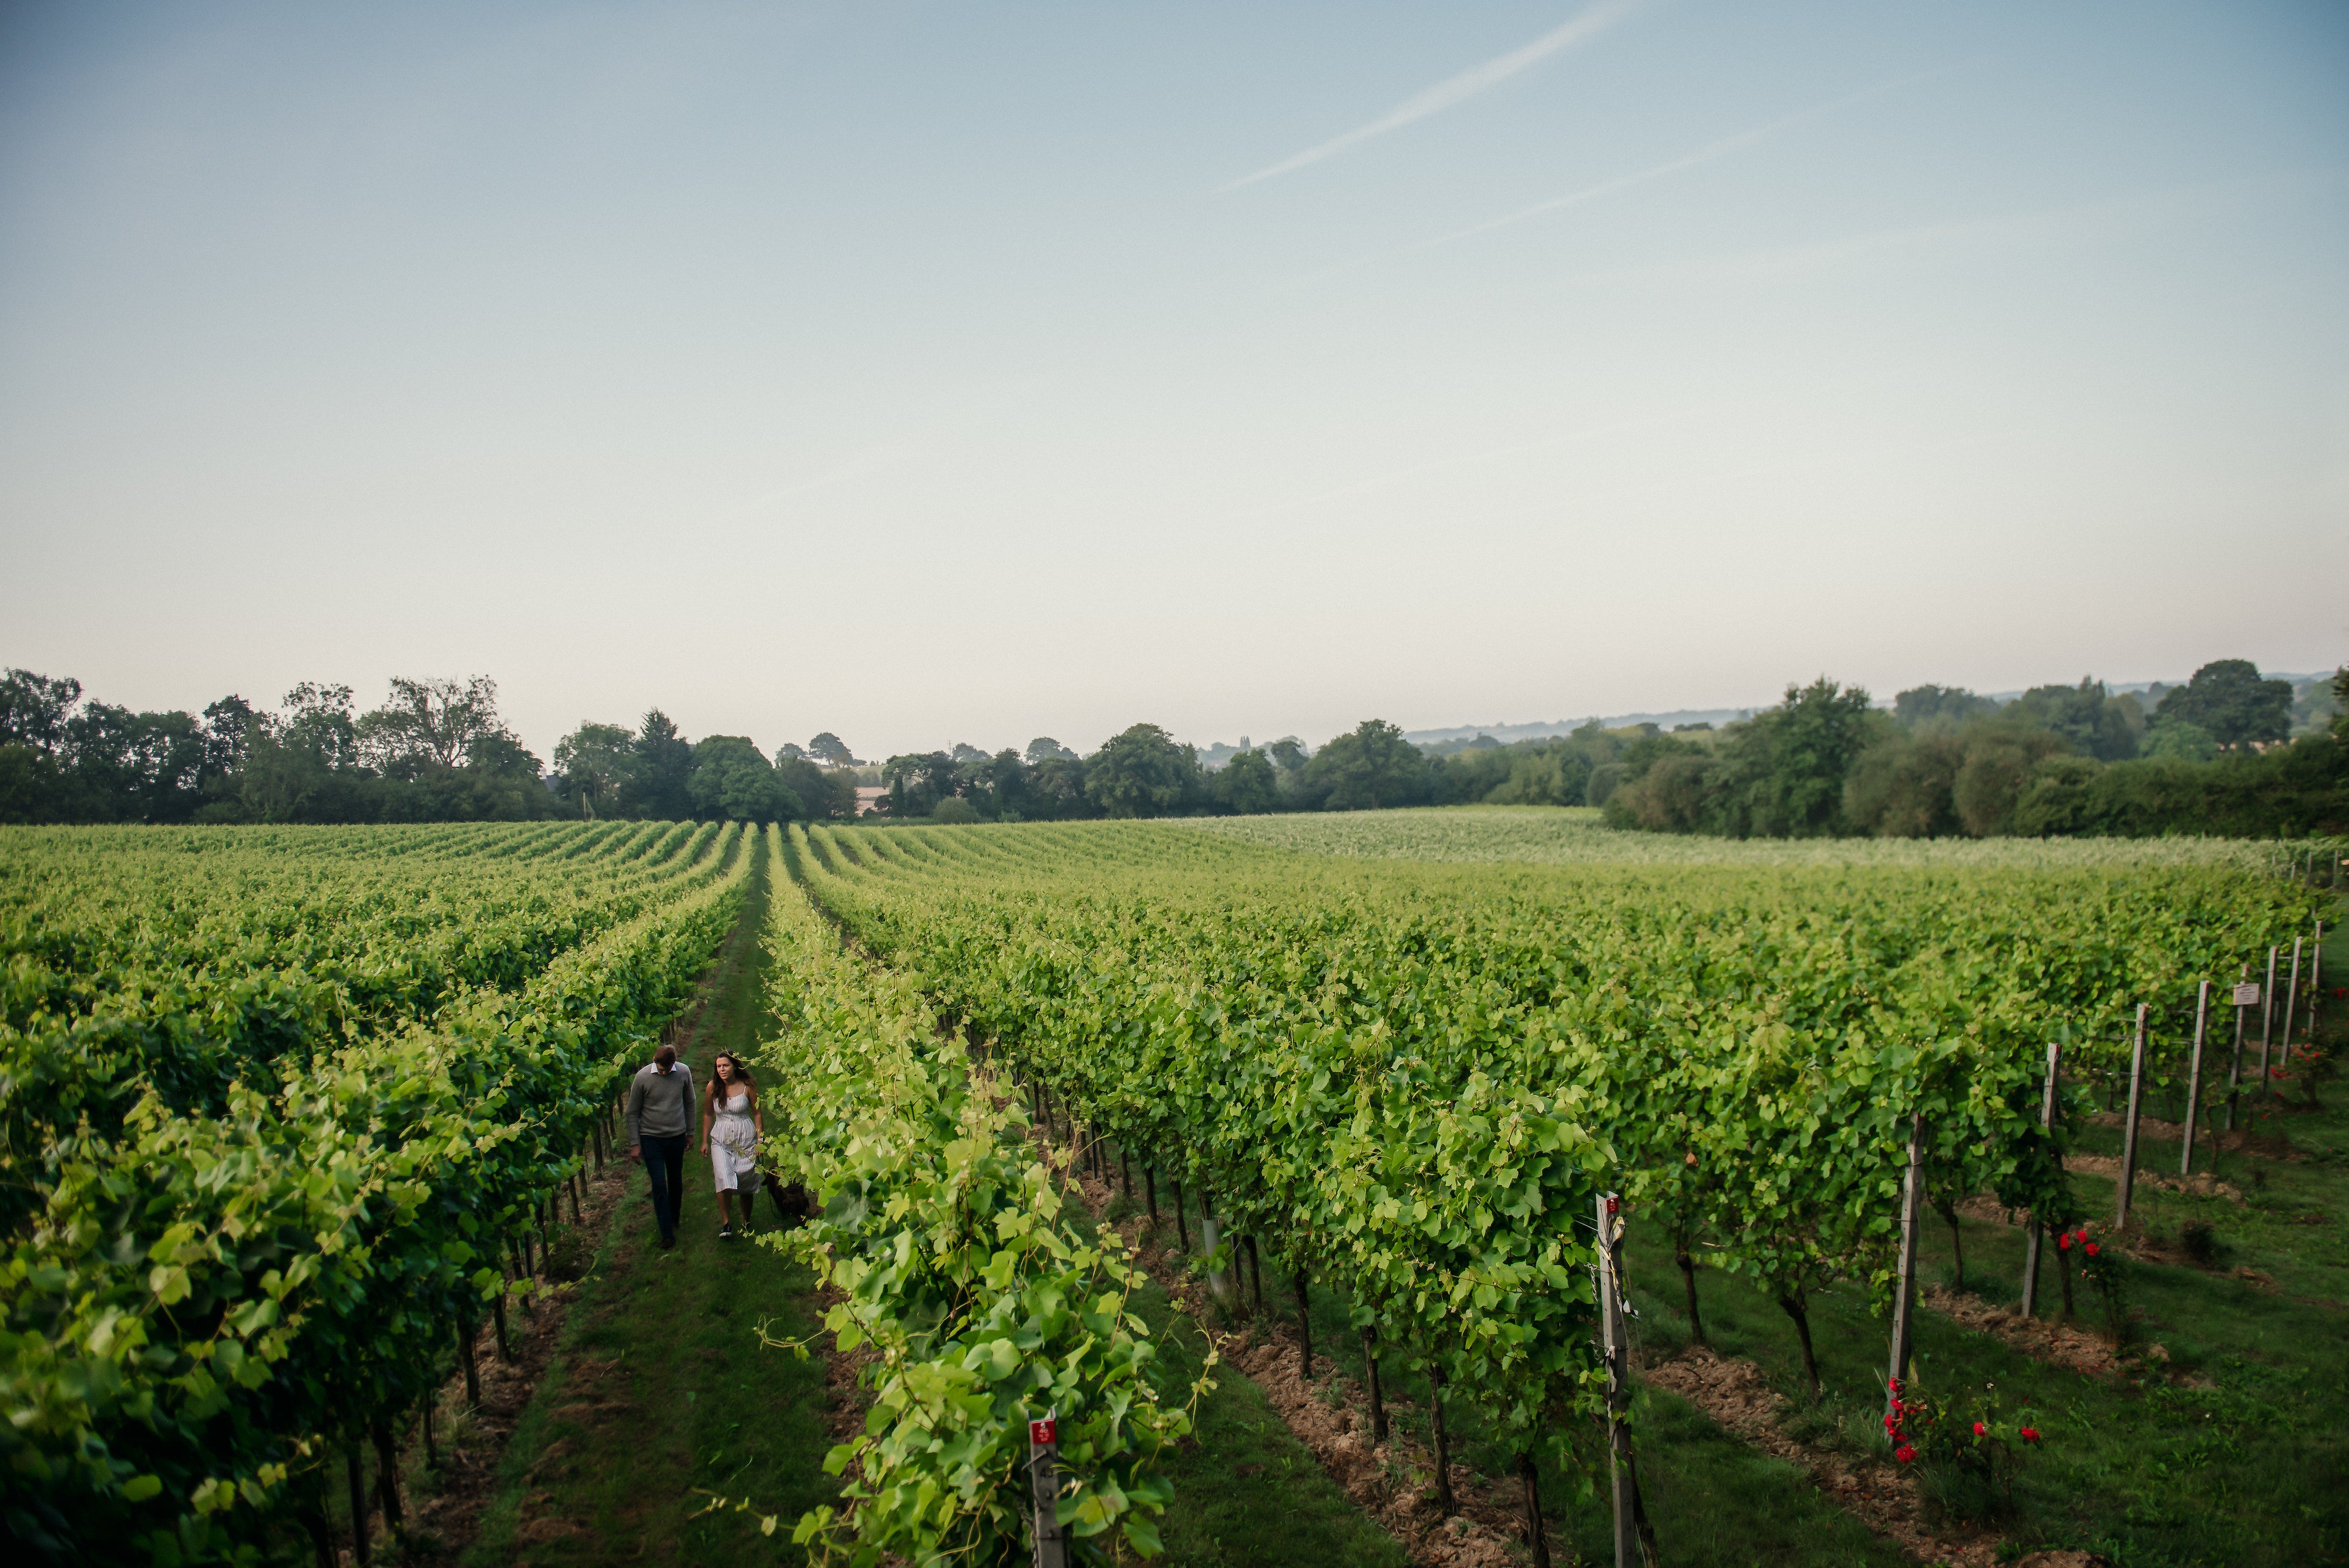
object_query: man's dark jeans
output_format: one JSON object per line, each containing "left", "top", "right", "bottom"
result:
{"left": 639, "top": 1134, "right": 688, "bottom": 1241}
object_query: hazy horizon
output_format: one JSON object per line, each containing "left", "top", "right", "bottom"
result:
{"left": 5, "top": 2, "right": 2344, "bottom": 763}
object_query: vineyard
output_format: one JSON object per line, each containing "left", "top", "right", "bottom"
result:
{"left": 4, "top": 812, "right": 2343, "bottom": 1566}
{"left": 2, "top": 820, "right": 753, "bottom": 1563}
{"left": 766, "top": 816, "right": 2343, "bottom": 1566}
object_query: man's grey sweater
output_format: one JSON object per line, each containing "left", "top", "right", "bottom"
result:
{"left": 625, "top": 1060, "right": 699, "bottom": 1146}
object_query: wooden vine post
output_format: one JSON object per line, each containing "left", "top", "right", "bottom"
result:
{"left": 2310, "top": 920, "right": 2325, "bottom": 1048}
{"left": 2180, "top": 981, "right": 2210, "bottom": 1176}
{"left": 2278, "top": 937, "right": 2304, "bottom": 1073}
{"left": 1202, "top": 1190, "right": 1237, "bottom": 1313}
{"left": 2019, "top": 1042, "right": 2061, "bottom": 1318}
{"left": 2115, "top": 1004, "right": 2148, "bottom": 1229}
{"left": 2225, "top": 965, "right": 2255, "bottom": 1133}
{"left": 1887, "top": 1115, "right": 1927, "bottom": 1408}
{"left": 1596, "top": 1191, "right": 1636, "bottom": 1568}
{"left": 345, "top": 1441, "right": 371, "bottom": 1566}
{"left": 1026, "top": 1411, "right": 1068, "bottom": 1568}
{"left": 2256, "top": 946, "right": 2280, "bottom": 1098}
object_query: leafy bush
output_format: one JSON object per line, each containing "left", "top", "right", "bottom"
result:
{"left": 1884, "top": 1375, "right": 2046, "bottom": 1523}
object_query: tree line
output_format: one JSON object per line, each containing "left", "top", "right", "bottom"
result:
{"left": 5, "top": 658, "right": 2341, "bottom": 836}
{"left": 0, "top": 672, "right": 863, "bottom": 826}
{"left": 1597, "top": 659, "right": 2348, "bottom": 839}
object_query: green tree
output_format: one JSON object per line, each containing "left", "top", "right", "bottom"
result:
{"left": 0, "top": 668, "right": 83, "bottom": 753}
{"left": 1213, "top": 748, "right": 1278, "bottom": 815}
{"left": 775, "top": 751, "right": 860, "bottom": 820}
{"left": 1301, "top": 719, "right": 1428, "bottom": 810}
{"left": 2142, "top": 718, "right": 2218, "bottom": 762}
{"left": 627, "top": 709, "right": 696, "bottom": 818}
{"left": 1604, "top": 752, "right": 1716, "bottom": 831}
{"left": 1711, "top": 679, "right": 1884, "bottom": 836}
{"left": 1950, "top": 725, "right": 2068, "bottom": 836}
{"left": 1025, "top": 736, "right": 1078, "bottom": 765}
{"left": 880, "top": 751, "right": 957, "bottom": 817}
{"left": 1085, "top": 724, "right": 1197, "bottom": 817}
{"left": 1842, "top": 730, "right": 1966, "bottom": 837}
{"left": 808, "top": 732, "right": 860, "bottom": 766}
{"left": 1026, "top": 755, "right": 1091, "bottom": 817}
{"left": 554, "top": 722, "right": 635, "bottom": 817}
{"left": 1893, "top": 684, "right": 1996, "bottom": 728}
{"left": 689, "top": 735, "right": 802, "bottom": 822}
{"left": 2004, "top": 678, "right": 2141, "bottom": 761}
{"left": 2155, "top": 659, "right": 2291, "bottom": 751}
{"left": 355, "top": 675, "right": 513, "bottom": 773}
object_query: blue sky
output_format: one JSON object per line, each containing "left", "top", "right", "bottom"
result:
{"left": 2, "top": 1, "right": 2343, "bottom": 760}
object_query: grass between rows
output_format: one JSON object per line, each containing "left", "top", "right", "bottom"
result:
{"left": 443, "top": 852, "right": 838, "bottom": 1567}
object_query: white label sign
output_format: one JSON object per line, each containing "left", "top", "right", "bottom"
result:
{"left": 2233, "top": 982, "right": 2261, "bottom": 1007}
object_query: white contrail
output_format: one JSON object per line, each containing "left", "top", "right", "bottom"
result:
{"left": 1419, "top": 66, "right": 1958, "bottom": 250}
{"left": 1218, "top": 0, "right": 1650, "bottom": 193}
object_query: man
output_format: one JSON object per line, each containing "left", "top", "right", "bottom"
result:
{"left": 625, "top": 1043, "right": 698, "bottom": 1249}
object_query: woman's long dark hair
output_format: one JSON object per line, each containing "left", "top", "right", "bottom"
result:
{"left": 709, "top": 1052, "right": 756, "bottom": 1096}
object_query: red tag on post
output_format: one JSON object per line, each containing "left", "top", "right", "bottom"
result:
{"left": 1029, "top": 1418, "right": 1056, "bottom": 1446}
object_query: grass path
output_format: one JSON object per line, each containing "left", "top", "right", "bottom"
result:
{"left": 455, "top": 853, "right": 837, "bottom": 1567}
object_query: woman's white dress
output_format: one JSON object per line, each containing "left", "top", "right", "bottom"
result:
{"left": 709, "top": 1090, "right": 759, "bottom": 1193}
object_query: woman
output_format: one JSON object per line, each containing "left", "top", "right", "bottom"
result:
{"left": 702, "top": 1052, "right": 765, "bottom": 1239}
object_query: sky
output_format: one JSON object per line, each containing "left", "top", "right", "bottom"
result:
{"left": 2, "top": 1, "right": 2344, "bottom": 762}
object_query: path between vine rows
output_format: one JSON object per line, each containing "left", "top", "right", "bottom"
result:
{"left": 390, "top": 854, "right": 837, "bottom": 1567}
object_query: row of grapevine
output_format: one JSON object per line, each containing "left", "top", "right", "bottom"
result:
{"left": 754, "top": 826, "right": 1196, "bottom": 1563}
{"left": 1, "top": 820, "right": 753, "bottom": 1564}
{"left": 792, "top": 821, "right": 2325, "bottom": 1486}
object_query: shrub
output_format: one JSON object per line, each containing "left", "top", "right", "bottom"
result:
{"left": 1884, "top": 1376, "right": 2045, "bottom": 1523}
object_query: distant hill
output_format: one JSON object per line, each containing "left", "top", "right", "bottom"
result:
{"left": 1404, "top": 709, "right": 1756, "bottom": 748}
{"left": 1403, "top": 673, "right": 2336, "bottom": 752}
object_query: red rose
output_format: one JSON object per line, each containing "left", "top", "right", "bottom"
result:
{"left": 1973, "top": 1422, "right": 1986, "bottom": 1437}
{"left": 2057, "top": 1233, "right": 2070, "bottom": 1251}
{"left": 1894, "top": 1445, "right": 1915, "bottom": 1463}
{"left": 2020, "top": 1427, "right": 2040, "bottom": 1443}
{"left": 2085, "top": 1241, "right": 2100, "bottom": 1257}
